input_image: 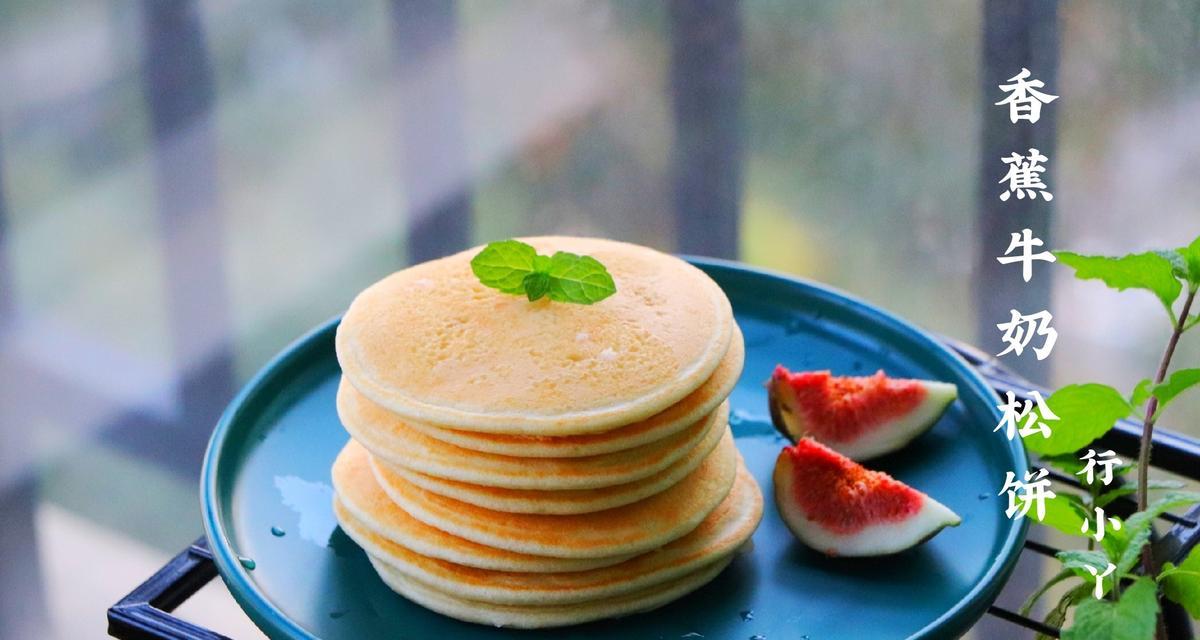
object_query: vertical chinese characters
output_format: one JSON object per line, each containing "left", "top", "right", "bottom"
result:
{"left": 992, "top": 72, "right": 1075, "bottom": 597}
{"left": 995, "top": 67, "right": 1058, "bottom": 124}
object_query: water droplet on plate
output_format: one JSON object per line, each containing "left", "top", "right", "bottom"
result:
{"left": 330, "top": 610, "right": 347, "bottom": 619}
{"left": 680, "top": 634, "right": 704, "bottom": 639}
{"left": 274, "top": 475, "right": 337, "bottom": 545}
{"left": 271, "top": 526, "right": 286, "bottom": 537}
{"left": 238, "top": 556, "right": 256, "bottom": 570}
{"left": 978, "top": 493, "right": 990, "bottom": 500}
{"left": 739, "top": 609, "right": 754, "bottom": 621}
{"left": 751, "top": 635, "right": 766, "bottom": 640}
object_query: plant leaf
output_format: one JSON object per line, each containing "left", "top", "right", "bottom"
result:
{"left": 470, "top": 240, "right": 617, "bottom": 305}
{"left": 1151, "top": 368, "right": 1200, "bottom": 416}
{"left": 522, "top": 271, "right": 550, "bottom": 301}
{"left": 1178, "top": 234, "right": 1200, "bottom": 285}
{"left": 1117, "top": 492, "right": 1200, "bottom": 576}
{"left": 1158, "top": 249, "right": 1190, "bottom": 279}
{"left": 1130, "top": 378, "right": 1154, "bottom": 409}
{"left": 1055, "top": 250, "right": 1183, "bottom": 311}
{"left": 1095, "top": 480, "right": 1187, "bottom": 509}
{"left": 1039, "top": 494, "right": 1090, "bottom": 538}
{"left": 545, "top": 252, "right": 617, "bottom": 304}
{"left": 1062, "top": 577, "right": 1160, "bottom": 640}
{"left": 1040, "top": 452, "right": 1088, "bottom": 477}
{"left": 1023, "top": 384, "right": 1134, "bottom": 456}
{"left": 470, "top": 240, "right": 537, "bottom": 294}
{"left": 1100, "top": 523, "right": 1130, "bottom": 561}
{"left": 1161, "top": 545, "right": 1200, "bottom": 619}
{"left": 1058, "top": 549, "right": 1111, "bottom": 575}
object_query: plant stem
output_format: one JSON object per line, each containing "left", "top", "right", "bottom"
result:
{"left": 1138, "top": 288, "right": 1194, "bottom": 640}
{"left": 1137, "top": 288, "right": 1196, "bottom": 572}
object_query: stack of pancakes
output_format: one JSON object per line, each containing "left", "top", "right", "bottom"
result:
{"left": 331, "top": 237, "right": 762, "bottom": 628}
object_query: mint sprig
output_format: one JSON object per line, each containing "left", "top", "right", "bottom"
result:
{"left": 1016, "top": 233, "right": 1200, "bottom": 637}
{"left": 470, "top": 240, "right": 616, "bottom": 304}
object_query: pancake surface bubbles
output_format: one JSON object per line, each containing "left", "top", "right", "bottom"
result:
{"left": 335, "top": 236, "right": 734, "bottom": 434}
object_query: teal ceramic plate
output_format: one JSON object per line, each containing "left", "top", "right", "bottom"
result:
{"left": 201, "top": 259, "right": 1028, "bottom": 640}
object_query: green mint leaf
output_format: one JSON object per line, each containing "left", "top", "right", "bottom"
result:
{"left": 1150, "top": 368, "right": 1200, "bottom": 417}
{"left": 1040, "top": 452, "right": 1089, "bottom": 477}
{"left": 471, "top": 240, "right": 538, "bottom": 294}
{"left": 522, "top": 271, "right": 550, "bottom": 301}
{"left": 1058, "top": 549, "right": 1112, "bottom": 574}
{"left": 1157, "top": 249, "right": 1190, "bottom": 280}
{"left": 1130, "top": 378, "right": 1154, "bottom": 409}
{"left": 1056, "top": 250, "right": 1183, "bottom": 312}
{"left": 545, "top": 251, "right": 617, "bottom": 304}
{"left": 1057, "top": 549, "right": 1119, "bottom": 597}
{"left": 1161, "top": 545, "right": 1200, "bottom": 619}
{"left": 470, "top": 240, "right": 617, "bottom": 305}
{"left": 1095, "top": 479, "right": 1187, "bottom": 509}
{"left": 1179, "top": 234, "right": 1200, "bottom": 286}
{"left": 1116, "top": 491, "right": 1200, "bottom": 576}
{"left": 1062, "top": 577, "right": 1159, "bottom": 640}
{"left": 1038, "top": 494, "right": 1090, "bottom": 538}
{"left": 1023, "top": 384, "right": 1133, "bottom": 456}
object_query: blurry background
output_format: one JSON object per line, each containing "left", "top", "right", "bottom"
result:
{"left": 0, "top": 0, "right": 1198, "bottom": 638}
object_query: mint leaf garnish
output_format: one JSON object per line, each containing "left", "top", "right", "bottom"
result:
{"left": 471, "top": 240, "right": 616, "bottom": 304}
{"left": 522, "top": 271, "right": 550, "bottom": 301}
{"left": 470, "top": 240, "right": 537, "bottom": 294}
{"left": 545, "top": 252, "right": 617, "bottom": 304}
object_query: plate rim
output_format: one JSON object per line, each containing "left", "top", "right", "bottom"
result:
{"left": 201, "top": 258, "right": 1029, "bottom": 640}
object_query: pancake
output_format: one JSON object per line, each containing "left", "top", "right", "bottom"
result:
{"left": 336, "top": 236, "right": 734, "bottom": 435}
{"left": 369, "top": 555, "right": 733, "bottom": 629}
{"left": 341, "top": 461, "right": 761, "bottom": 605}
{"left": 386, "top": 426, "right": 731, "bottom": 515}
{"left": 341, "top": 379, "right": 725, "bottom": 490}
{"left": 406, "top": 325, "right": 745, "bottom": 458}
{"left": 331, "top": 442, "right": 633, "bottom": 573}
{"left": 370, "top": 431, "right": 740, "bottom": 559}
